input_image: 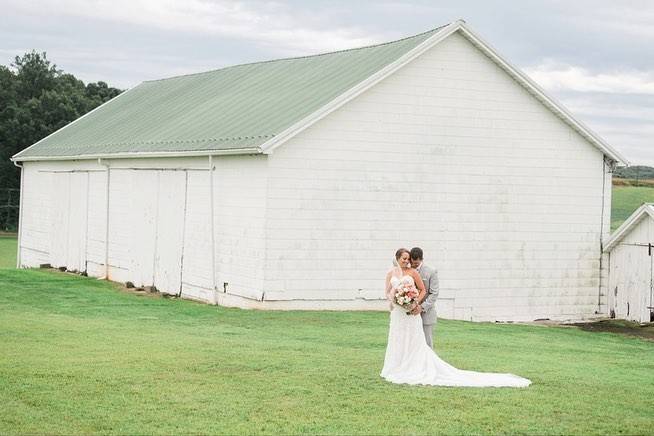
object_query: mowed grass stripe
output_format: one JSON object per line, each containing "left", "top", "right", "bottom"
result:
{"left": 1, "top": 268, "right": 653, "bottom": 434}
{"left": 0, "top": 235, "right": 17, "bottom": 269}
{"left": 611, "top": 185, "right": 654, "bottom": 231}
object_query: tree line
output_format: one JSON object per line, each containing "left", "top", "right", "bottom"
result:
{"left": 613, "top": 165, "right": 654, "bottom": 180}
{"left": 0, "top": 51, "right": 122, "bottom": 230}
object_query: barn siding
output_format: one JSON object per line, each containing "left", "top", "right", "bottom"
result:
{"left": 17, "top": 157, "right": 268, "bottom": 304}
{"left": 179, "top": 170, "right": 214, "bottom": 302}
{"left": 86, "top": 171, "right": 108, "bottom": 277}
{"left": 212, "top": 156, "right": 268, "bottom": 302}
{"left": 19, "top": 163, "right": 52, "bottom": 266}
{"left": 264, "top": 32, "right": 608, "bottom": 321}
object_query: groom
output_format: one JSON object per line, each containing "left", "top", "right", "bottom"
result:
{"left": 409, "top": 247, "right": 439, "bottom": 349}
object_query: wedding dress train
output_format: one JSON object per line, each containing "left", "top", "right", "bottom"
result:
{"left": 381, "top": 275, "right": 531, "bottom": 388}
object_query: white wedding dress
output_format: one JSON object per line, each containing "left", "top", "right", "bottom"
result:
{"left": 381, "top": 274, "right": 531, "bottom": 388}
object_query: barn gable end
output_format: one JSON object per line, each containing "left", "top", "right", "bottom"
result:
{"left": 262, "top": 30, "right": 614, "bottom": 320}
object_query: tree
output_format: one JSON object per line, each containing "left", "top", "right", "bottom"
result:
{"left": 0, "top": 50, "right": 122, "bottom": 229}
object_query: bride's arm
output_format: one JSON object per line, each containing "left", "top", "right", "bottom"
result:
{"left": 385, "top": 271, "right": 393, "bottom": 300}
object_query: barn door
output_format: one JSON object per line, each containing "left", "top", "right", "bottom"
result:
{"left": 153, "top": 171, "right": 187, "bottom": 295}
{"left": 638, "top": 244, "right": 654, "bottom": 323}
{"left": 612, "top": 242, "right": 653, "bottom": 323}
{"left": 50, "top": 173, "right": 70, "bottom": 268}
{"left": 66, "top": 172, "right": 89, "bottom": 273}
{"left": 50, "top": 172, "right": 89, "bottom": 272}
{"left": 129, "top": 171, "right": 158, "bottom": 287}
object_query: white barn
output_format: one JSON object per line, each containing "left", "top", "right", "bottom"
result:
{"left": 605, "top": 204, "right": 654, "bottom": 323}
{"left": 12, "top": 21, "right": 629, "bottom": 321}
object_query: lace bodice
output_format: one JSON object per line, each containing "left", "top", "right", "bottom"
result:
{"left": 390, "top": 275, "right": 415, "bottom": 289}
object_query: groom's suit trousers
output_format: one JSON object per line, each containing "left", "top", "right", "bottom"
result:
{"left": 417, "top": 263, "right": 439, "bottom": 348}
{"left": 423, "top": 324, "right": 434, "bottom": 349}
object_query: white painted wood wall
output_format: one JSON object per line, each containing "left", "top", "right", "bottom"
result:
{"left": 17, "top": 32, "right": 613, "bottom": 321}
{"left": 608, "top": 217, "right": 654, "bottom": 323}
{"left": 264, "top": 32, "right": 611, "bottom": 321}
{"left": 18, "top": 157, "right": 267, "bottom": 306}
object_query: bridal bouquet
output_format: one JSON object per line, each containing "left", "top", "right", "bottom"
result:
{"left": 393, "top": 283, "right": 419, "bottom": 311}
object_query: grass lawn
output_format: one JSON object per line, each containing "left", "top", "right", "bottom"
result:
{"left": 611, "top": 185, "right": 654, "bottom": 231}
{"left": 0, "top": 234, "right": 17, "bottom": 269}
{"left": 1, "top": 268, "right": 653, "bottom": 435}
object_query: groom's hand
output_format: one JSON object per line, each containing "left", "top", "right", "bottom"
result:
{"left": 411, "top": 304, "right": 423, "bottom": 315}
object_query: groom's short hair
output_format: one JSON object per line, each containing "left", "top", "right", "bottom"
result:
{"left": 410, "top": 247, "right": 423, "bottom": 260}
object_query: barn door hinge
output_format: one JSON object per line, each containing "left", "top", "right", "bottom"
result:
{"left": 649, "top": 243, "right": 652, "bottom": 256}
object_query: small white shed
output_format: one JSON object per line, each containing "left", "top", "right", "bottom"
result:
{"left": 605, "top": 204, "right": 654, "bottom": 323}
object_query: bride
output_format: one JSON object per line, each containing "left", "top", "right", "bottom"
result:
{"left": 381, "top": 248, "right": 531, "bottom": 388}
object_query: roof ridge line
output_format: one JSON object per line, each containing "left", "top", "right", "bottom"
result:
{"left": 142, "top": 24, "right": 450, "bottom": 84}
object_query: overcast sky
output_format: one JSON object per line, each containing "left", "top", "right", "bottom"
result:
{"left": 1, "top": 0, "right": 652, "bottom": 165}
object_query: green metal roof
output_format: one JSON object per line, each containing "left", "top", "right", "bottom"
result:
{"left": 14, "top": 26, "right": 445, "bottom": 160}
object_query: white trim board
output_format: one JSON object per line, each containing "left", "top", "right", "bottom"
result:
{"left": 604, "top": 203, "right": 654, "bottom": 252}
{"left": 12, "top": 147, "right": 262, "bottom": 162}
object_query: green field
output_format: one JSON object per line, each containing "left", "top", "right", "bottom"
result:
{"left": 1, "top": 186, "right": 654, "bottom": 434}
{"left": 611, "top": 185, "right": 654, "bottom": 231}
{"left": 0, "top": 268, "right": 653, "bottom": 434}
{"left": 0, "top": 235, "right": 17, "bottom": 268}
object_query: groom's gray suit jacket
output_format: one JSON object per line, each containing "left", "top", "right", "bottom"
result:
{"left": 417, "top": 263, "right": 439, "bottom": 325}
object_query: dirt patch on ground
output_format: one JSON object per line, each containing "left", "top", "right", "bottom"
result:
{"left": 612, "top": 178, "right": 654, "bottom": 188}
{"left": 525, "top": 318, "right": 654, "bottom": 341}
{"left": 570, "top": 319, "right": 654, "bottom": 341}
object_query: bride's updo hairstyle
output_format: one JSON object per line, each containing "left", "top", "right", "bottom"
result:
{"left": 393, "top": 248, "right": 410, "bottom": 267}
{"left": 395, "top": 248, "right": 409, "bottom": 260}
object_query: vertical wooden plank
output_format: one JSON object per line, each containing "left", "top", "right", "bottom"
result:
{"left": 50, "top": 173, "right": 70, "bottom": 268}
{"left": 153, "top": 171, "right": 186, "bottom": 294}
{"left": 128, "top": 171, "right": 158, "bottom": 287}
{"left": 86, "top": 171, "right": 108, "bottom": 274}
{"left": 180, "top": 170, "right": 214, "bottom": 300}
{"left": 66, "top": 172, "right": 88, "bottom": 272}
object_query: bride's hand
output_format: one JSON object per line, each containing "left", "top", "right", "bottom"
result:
{"left": 411, "top": 304, "right": 423, "bottom": 315}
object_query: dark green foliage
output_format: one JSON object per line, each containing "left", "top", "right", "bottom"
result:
{"left": 0, "top": 51, "right": 122, "bottom": 229}
{"left": 613, "top": 165, "right": 654, "bottom": 180}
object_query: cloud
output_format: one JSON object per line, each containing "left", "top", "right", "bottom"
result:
{"left": 4, "top": 0, "right": 384, "bottom": 56}
{"left": 520, "top": 59, "right": 654, "bottom": 164}
{"left": 524, "top": 61, "right": 654, "bottom": 94}
{"left": 548, "top": 92, "right": 654, "bottom": 166}
{"left": 568, "top": 1, "right": 654, "bottom": 39}
{"left": 557, "top": 94, "right": 654, "bottom": 123}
